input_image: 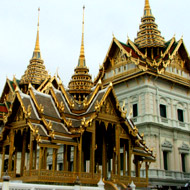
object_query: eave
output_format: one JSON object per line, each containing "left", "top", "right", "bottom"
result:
{"left": 102, "top": 69, "right": 190, "bottom": 88}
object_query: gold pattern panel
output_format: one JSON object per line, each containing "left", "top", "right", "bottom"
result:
{"left": 14, "top": 106, "right": 25, "bottom": 122}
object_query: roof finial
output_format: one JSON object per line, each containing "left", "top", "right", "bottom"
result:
{"left": 78, "top": 5, "right": 86, "bottom": 67}
{"left": 145, "top": 0, "right": 150, "bottom": 9}
{"left": 112, "top": 32, "right": 115, "bottom": 38}
{"left": 33, "top": 8, "right": 41, "bottom": 58}
{"left": 144, "top": 0, "right": 152, "bottom": 16}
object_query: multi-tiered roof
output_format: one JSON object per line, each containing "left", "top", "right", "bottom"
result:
{"left": 135, "top": 0, "right": 165, "bottom": 48}
{"left": 95, "top": 0, "right": 190, "bottom": 85}
{"left": 20, "top": 8, "right": 49, "bottom": 88}
{"left": 68, "top": 6, "right": 93, "bottom": 100}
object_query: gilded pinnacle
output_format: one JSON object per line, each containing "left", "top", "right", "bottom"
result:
{"left": 145, "top": 0, "right": 150, "bottom": 10}
{"left": 34, "top": 8, "right": 40, "bottom": 53}
{"left": 144, "top": 0, "right": 152, "bottom": 16}
{"left": 78, "top": 5, "right": 85, "bottom": 67}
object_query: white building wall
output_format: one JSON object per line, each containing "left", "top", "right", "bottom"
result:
{"left": 114, "top": 75, "right": 190, "bottom": 183}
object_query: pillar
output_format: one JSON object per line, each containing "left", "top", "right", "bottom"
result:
{"left": 14, "top": 148, "right": 17, "bottom": 176}
{"left": 67, "top": 146, "right": 71, "bottom": 171}
{"left": 145, "top": 162, "right": 149, "bottom": 183}
{"left": 29, "top": 132, "right": 33, "bottom": 172}
{"left": 52, "top": 148, "right": 57, "bottom": 172}
{"left": 20, "top": 131, "right": 27, "bottom": 176}
{"left": 116, "top": 125, "right": 120, "bottom": 176}
{"left": 1, "top": 146, "right": 6, "bottom": 177}
{"left": 43, "top": 148, "right": 47, "bottom": 169}
{"left": 134, "top": 156, "right": 140, "bottom": 177}
{"left": 73, "top": 145, "right": 77, "bottom": 172}
{"left": 38, "top": 147, "right": 43, "bottom": 173}
{"left": 64, "top": 145, "right": 68, "bottom": 171}
{"left": 112, "top": 149, "right": 116, "bottom": 174}
{"left": 8, "top": 130, "right": 14, "bottom": 172}
{"left": 127, "top": 140, "right": 132, "bottom": 177}
{"left": 90, "top": 122, "right": 96, "bottom": 176}
{"left": 102, "top": 128, "right": 107, "bottom": 179}
{"left": 123, "top": 143, "right": 126, "bottom": 176}
{"left": 78, "top": 136, "right": 82, "bottom": 175}
{"left": 34, "top": 142, "right": 37, "bottom": 169}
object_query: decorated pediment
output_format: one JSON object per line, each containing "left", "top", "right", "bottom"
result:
{"left": 170, "top": 53, "right": 185, "bottom": 70}
{"left": 14, "top": 106, "right": 25, "bottom": 122}
{"left": 178, "top": 143, "right": 190, "bottom": 154}
{"left": 112, "top": 48, "right": 128, "bottom": 66}
{"left": 100, "top": 97, "right": 117, "bottom": 117}
{"left": 161, "top": 140, "right": 172, "bottom": 151}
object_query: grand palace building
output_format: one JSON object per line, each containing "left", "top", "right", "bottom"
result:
{"left": 0, "top": 0, "right": 189, "bottom": 189}
{"left": 95, "top": 0, "right": 190, "bottom": 188}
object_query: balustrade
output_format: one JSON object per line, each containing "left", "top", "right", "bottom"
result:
{"left": 22, "top": 169, "right": 101, "bottom": 184}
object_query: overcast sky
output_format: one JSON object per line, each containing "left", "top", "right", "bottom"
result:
{"left": 0, "top": 0, "right": 190, "bottom": 94}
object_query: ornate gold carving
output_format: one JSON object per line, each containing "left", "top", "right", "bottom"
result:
{"left": 3, "top": 113, "right": 8, "bottom": 124}
{"left": 36, "top": 134, "right": 41, "bottom": 142}
{"left": 114, "top": 49, "right": 127, "bottom": 64}
{"left": 39, "top": 104, "right": 44, "bottom": 113}
{"left": 157, "top": 67, "right": 165, "bottom": 74}
{"left": 78, "top": 126, "right": 84, "bottom": 134}
{"left": 25, "top": 105, "right": 31, "bottom": 118}
{"left": 81, "top": 117, "right": 86, "bottom": 127}
{"left": 83, "top": 96, "right": 88, "bottom": 107}
{"left": 121, "top": 100, "right": 127, "bottom": 118}
{"left": 130, "top": 126, "right": 138, "bottom": 137}
{"left": 33, "top": 125, "right": 39, "bottom": 136}
{"left": 59, "top": 101, "right": 64, "bottom": 112}
{"left": 138, "top": 64, "right": 148, "bottom": 71}
{"left": 50, "top": 130, "right": 55, "bottom": 139}
{"left": 95, "top": 100, "right": 100, "bottom": 112}
{"left": 105, "top": 102, "right": 110, "bottom": 113}
{"left": 67, "top": 118, "right": 72, "bottom": 127}
{"left": 47, "top": 121, "right": 52, "bottom": 130}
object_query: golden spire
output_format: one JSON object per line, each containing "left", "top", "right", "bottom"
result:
{"left": 20, "top": 8, "right": 49, "bottom": 87}
{"left": 33, "top": 8, "right": 41, "bottom": 59}
{"left": 78, "top": 5, "right": 86, "bottom": 67}
{"left": 144, "top": 0, "right": 152, "bottom": 16}
{"left": 68, "top": 6, "right": 93, "bottom": 99}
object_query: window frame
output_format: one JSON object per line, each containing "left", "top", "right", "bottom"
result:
{"left": 133, "top": 103, "right": 138, "bottom": 117}
{"left": 181, "top": 153, "right": 186, "bottom": 172}
{"left": 160, "top": 104, "right": 167, "bottom": 118}
{"left": 163, "top": 151, "right": 168, "bottom": 170}
{"left": 177, "top": 109, "right": 184, "bottom": 122}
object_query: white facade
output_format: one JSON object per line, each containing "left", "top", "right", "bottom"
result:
{"left": 112, "top": 72, "right": 190, "bottom": 186}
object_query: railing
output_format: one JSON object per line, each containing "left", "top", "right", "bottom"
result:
{"left": 161, "top": 117, "right": 168, "bottom": 123}
{"left": 3, "top": 171, "right": 16, "bottom": 178}
{"left": 111, "top": 173, "right": 147, "bottom": 187}
{"left": 179, "top": 122, "right": 185, "bottom": 127}
{"left": 148, "top": 169, "right": 190, "bottom": 180}
{"left": 23, "top": 169, "right": 101, "bottom": 184}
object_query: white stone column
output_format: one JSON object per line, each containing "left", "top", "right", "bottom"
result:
{"left": 185, "top": 154, "right": 190, "bottom": 172}
{"left": 130, "top": 181, "right": 136, "bottom": 190}
{"left": 2, "top": 174, "right": 10, "bottom": 190}
{"left": 98, "top": 176, "right": 105, "bottom": 190}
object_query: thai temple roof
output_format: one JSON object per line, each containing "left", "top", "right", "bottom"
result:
{"left": 134, "top": 0, "right": 165, "bottom": 48}
{"left": 68, "top": 6, "right": 93, "bottom": 99}
{"left": 20, "top": 8, "right": 49, "bottom": 86}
